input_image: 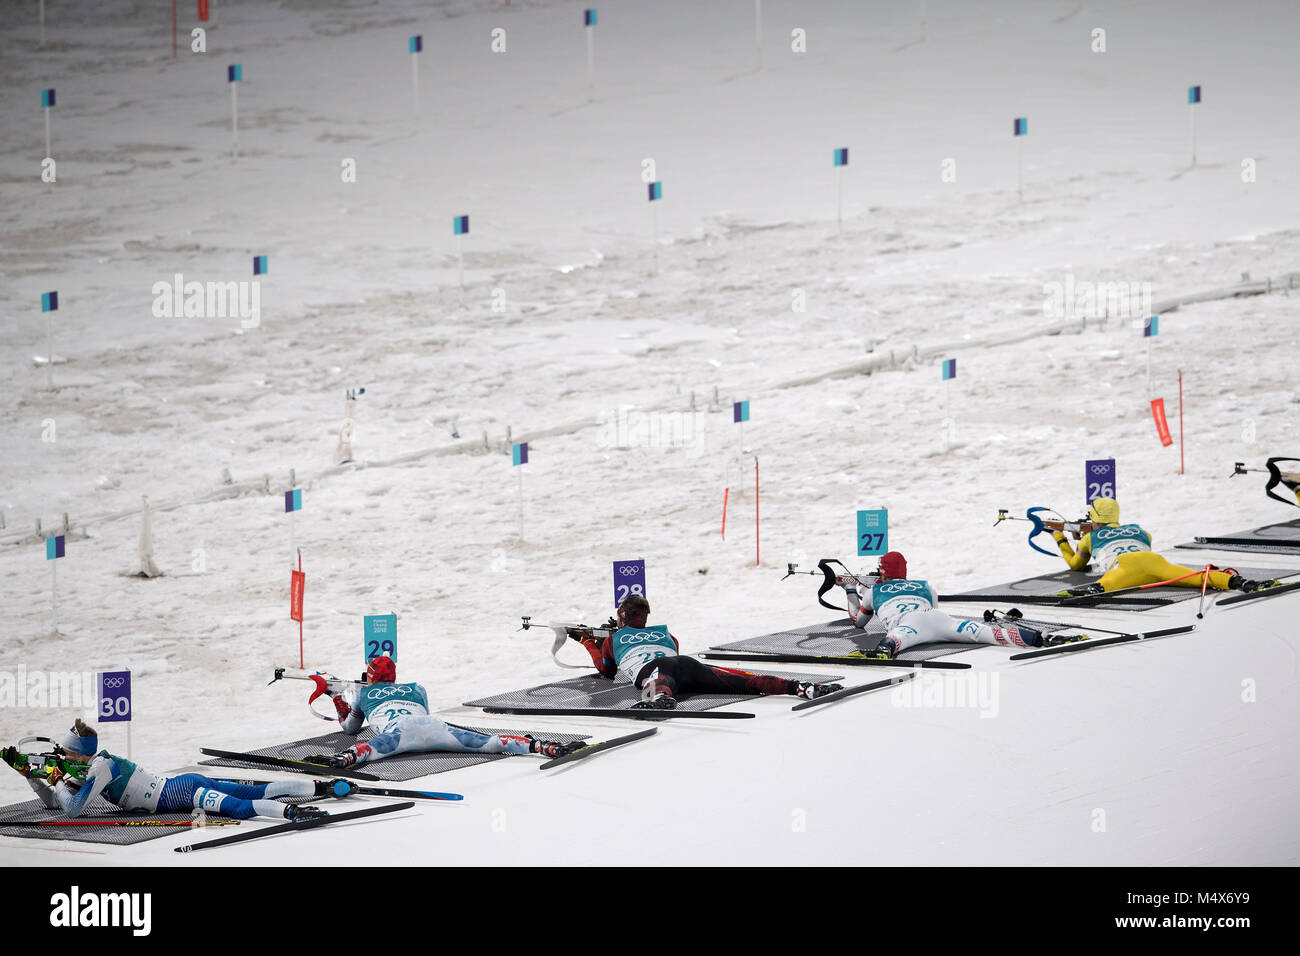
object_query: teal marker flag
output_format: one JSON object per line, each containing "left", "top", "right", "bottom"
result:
{"left": 857, "top": 510, "right": 888, "bottom": 557}
{"left": 512, "top": 442, "right": 528, "bottom": 465}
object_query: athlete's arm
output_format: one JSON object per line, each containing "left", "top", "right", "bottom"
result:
{"left": 1054, "top": 530, "right": 1092, "bottom": 571}
{"left": 53, "top": 754, "right": 116, "bottom": 817}
{"left": 338, "top": 693, "right": 366, "bottom": 735}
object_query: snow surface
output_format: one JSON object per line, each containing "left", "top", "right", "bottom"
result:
{"left": 1, "top": 0, "right": 1298, "bottom": 865}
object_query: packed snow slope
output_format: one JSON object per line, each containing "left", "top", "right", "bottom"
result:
{"left": 1, "top": 0, "right": 1298, "bottom": 865}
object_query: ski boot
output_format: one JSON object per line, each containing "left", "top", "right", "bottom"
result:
{"left": 1058, "top": 582, "right": 1105, "bottom": 598}
{"left": 316, "top": 778, "right": 356, "bottom": 799}
{"left": 860, "top": 637, "right": 898, "bottom": 660}
{"left": 983, "top": 607, "right": 1023, "bottom": 623}
{"left": 631, "top": 695, "right": 677, "bottom": 710}
{"left": 632, "top": 674, "right": 677, "bottom": 709}
{"left": 526, "top": 736, "right": 578, "bottom": 758}
{"left": 286, "top": 805, "right": 329, "bottom": 822}
{"left": 1043, "top": 632, "right": 1090, "bottom": 647}
{"left": 306, "top": 750, "right": 356, "bottom": 769}
{"left": 795, "top": 681, "right": 844, "bottom": 700}
{"left": 1228, "top": 574, "right": 1280, "bottom": 593}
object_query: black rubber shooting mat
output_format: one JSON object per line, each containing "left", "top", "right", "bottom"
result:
{"left": 199, "top": 724, "right": 589, "bottom": 782}
{"left": 463, "top": 666, "right": 841, "bottom": 713}
{"left": 1176, "top": 517, "right": 1300, "bottom": 553}
{"left": 0, "top": 795, "right": 219, "bottom": 846}
{"left": 946, "top": 566, "right": 1298, "bottom": 611}
{"left": 709, "top": 617, "right": 1068, "bottom": 661}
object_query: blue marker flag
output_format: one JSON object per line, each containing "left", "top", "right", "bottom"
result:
{"left": 647, "top": 181, "right": 662, "bottom": 202}
{"left": 857, "top": 509, "right": 888, "bottom": 557}
{"left": 733, "top": 400, "right": 750, "bottom": 423}
{"left": 942, "top": 358, "right": 956, "bottom": 380}
{"left": 512, "top": 441, "right": 528, "bottom": 466}
{"left": 42, "top": 291, "right": 58, "bottom": 312}
{"left": 228, "top": 64, "right": 242, "bottom": 83}
{"left": 253, "top": 255, "right": 268, "bottom": 275}
{"left": 834, "top": 147, "right": 849, "bottom": 167}
{"left": 1188, "top": 85, "right": 1201, "bottom": 104}
{"left": 284, "top": 489, "right": 302, "bottom": 512}
{"left": 42, "top": 89, "right": 55, "bottom": 108}
{"left": 613, "top": 559, "right": 646, "bottom": 608}
{"left": 364, "top": 614, "right": 398, "bottom": 663}
{"left": 409, "top": 35, "right": 423, "bottom": 54}
{"left": 1144, "top": 315, "right": 1159, "bottom": 337}
{"left": 1085, "top": 459, "right": 1116, "bottom": 505}
{"left": 46, "top": 535, "right": 65, "bottom": 560}
{"left": 98, "top": 671, "right": 132, "bottom": 723}
{"left": 1014, "top": 117, "right": 1027, "bottom": 136}
{"left": 454, "top": 215, "right": 469, "bottom": 235}
{"left": 585, "top": 9, "right": 598, "bottom": 27}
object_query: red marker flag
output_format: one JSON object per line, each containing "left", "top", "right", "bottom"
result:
{"left": 290, "top": 569, "right": 305, "bottom": 622}
{"left": 1150, "top": 398, "right": 1173, "bottom": 447}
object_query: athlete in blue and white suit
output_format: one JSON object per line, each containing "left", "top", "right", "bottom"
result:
{"left": 9, "top": 719, "right": 325, "bottom": 820}
{"left": 310, "top": 656, "right": 575, "bottom": 767}
{"left": 842, "top": 552, "right": 1048, "bottom": 658}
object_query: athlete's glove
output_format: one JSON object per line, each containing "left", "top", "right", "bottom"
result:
{"left": 2, "top": 747, "right": 32, "bottom": 777}
{"left": 332, "top": 694, "right": 350, "bottom": 721}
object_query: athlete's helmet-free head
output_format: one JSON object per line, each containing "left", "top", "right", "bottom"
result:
{"left": 876, "top": 551, "right": 908, "bottom": 581}
{"left": 1088, "top": 497, "right": 1120, "bottom": 526}
{"left": 618, "top": 594, "right": 650, "bottom": 628}
{"left": 59, "top": 718, "right": 98, "bottom": 757}
{"left": 366, "top": 655, "right": 396, "bottom": 684}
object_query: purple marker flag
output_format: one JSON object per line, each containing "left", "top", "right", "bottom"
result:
{"left": 42, "top": 291, "right": 58, "bottom": 312}
{"left": 46, "top": 535, "right": 65, "bottom": 560}
{"left": 613, "top": 559, "right": 646, "bottom": 608}
{"left": 284, "top": 489, "right": 302, "bottom": 512}
{"left": 42, "top": 89, "right": 56, "bottom": 108}
{"left": 584, "top": 9, "right": 597, "bottom": 27}
{"left": 1188, "top": 85, "right": 1201, "bottom": 104}
{"left": 1144, "top": 316, "right": 1159, "bottom": 338}
{"left": 253, "top": 255, "right": 268, "bottom": 275}
{"left": 647, "top": 182, "right": 662, "bottom": 202}
{"left": 98, "top": 671, "right": 132, "bottom": 723}
{"left": 228, "top": 64, "right": 242, "bottom": 83}
{"left": 733, "top": 400, "right": 750, "bottom": 423}
{"left": 833, "top": 147, "right": 848, "bottom": 167}
{"left": 512, "top": 441, "right": 529, "bottom": 466}
{"left": 941, "top": 358, "right": 956, "bottom": 380}
{"left": 1085, "top": 459, "right": 1116, "bottom": 505}
{"left": 1013, "top": 117, "right": 1028, "bottom": 136}
{"left": 454, "top": 215, "right": 470, "bottom": 235}
{"left": 409, "top": 35, "right": 423, "bottom": 54}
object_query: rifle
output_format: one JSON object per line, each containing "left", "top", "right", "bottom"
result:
{"left": 1231, "top": 457, "right": 1300, "bottom": 508}
{"left": 2, "top": 738, "right": 90, "bottom": 784}
{"left": 994, "top": 508, "right": 1101, "bottom": 556}
{"left": 782, "top": 558, "right": 879, "bottom": 613}
{"left": 519, "top": 616, "right": 610, "bottom": 670}
{"left": 267, "top": 667, "right": 368, "bottom": 721}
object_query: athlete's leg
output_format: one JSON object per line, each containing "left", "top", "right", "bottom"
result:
{"left": 881, "top": 609, "right": 1043, "bottom": 655}
{"left": 159, "top": 774, "right": 289, "bottom": 820}
{"left": 187, "top": 775, "right": 313, "bottom": 800}
{"left": 347, "top": 715, "right": 533, "bottom": 765}
{"left": 1100, "top": 552, "right": 1233, "bottom": 591}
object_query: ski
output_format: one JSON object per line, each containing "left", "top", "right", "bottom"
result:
{"left": 211, "top": 777, "right": 463, "bottom": 802}
{"left": 791, "top": 671, "right": 916, "bottom": 711}
{"left": 984, "top": 609, "right": 1129, "bottom": 637}
{"left": 1193, "top": 535, "right": 1300, "bottom": 550}
{"left": 199, "top": 748, "right": 381, "bottom": 781}
{"left": 2, "top": 818, "right": 239, "bottom": 828}
{"left": 480, "top": 706, "right": 754, "bottom": 720}
{"left": 1008, "top": 625, "right": 1196, "bottom": 661}
{"left": 1216, "top": 579, "right": 1300, "bottom": 606}
{"left": 700, "top": 651, "right": 970, "bottom": 670}
{"left": 540, "top": 728, "right": 657, "bottom": 770}
{"left": 940, "top": 592, "right": 1171, "bottom": 607}
{"left": 175, "top": 801, "right": 413, "bottom": 853}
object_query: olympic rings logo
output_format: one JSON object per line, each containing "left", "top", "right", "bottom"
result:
{"left": 877, "top": 582, "right": 918, "bottom": 595}
{"left": 619, "top": 631, "right": 663, "bottom": 644}
{"left": 617, "top": 566, "right": 642, "bottom": 576}
{"left": 102, "top": 677, "right": 126, "bottom": 688}
{"left": 1090, "top": 465, "right": 1110, "bottom": 475}
{"left": 368, "top": 686, "right": 407, "bottom": 700}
